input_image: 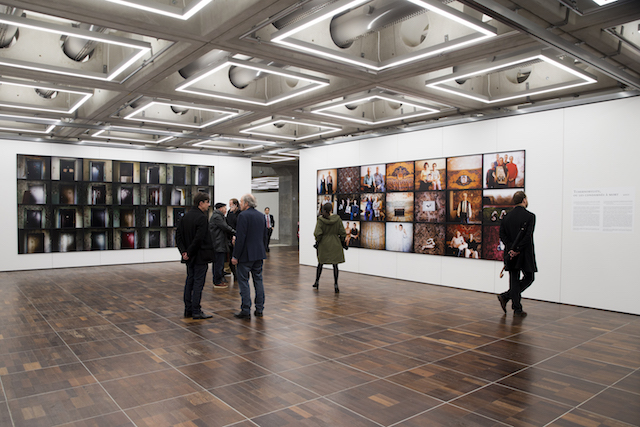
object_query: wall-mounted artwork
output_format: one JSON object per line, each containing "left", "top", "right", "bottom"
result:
{"left": 17, "top": 155, "right": 214, "bottom": 254}
{"left": 322, "top": 150, "right": 524, "bottom": 261}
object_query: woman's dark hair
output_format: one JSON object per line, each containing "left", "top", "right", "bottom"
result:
{"left": 321, "top": 202, "right": 332, "bottom": 218}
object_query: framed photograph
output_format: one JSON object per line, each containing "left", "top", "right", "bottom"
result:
{"left": 414, "top": 223, "right": 445, "bottom": 255}
{"left": 483, "top": 151, "right": 525, "bottom": 189}
{"left": 173, "top": 165, "right": 186, "bottom": 185}
{"left": 337, "top": 194, "right": 360, "bottom": 220}
{"left": 197, "top": 167, "right": 210, "bottom": 186}
{"left": 147, "top": 230, "right": 161, "bottom": 248}
{"left": 91, "top": 208, "right": 107, "bottom": 228}
{"left": 447, "top": 190, "right": 483, "bottom": 224}
{"left": 386, "top": 162, "right": 414, "bottom": 192}
{"left": 25, "top": 184, "right": 46, "bottom": 204}
{"left": 337, "top": 167, "right": 360, "bottom": 194}
{"left": 386, "top": 223, "right": 413, "bottom": 252}
{"left": 26, "top": 232, "right": 45, "bottom": 253}
{"left": 415, "top": 158, "right": 446, "bottom": 191}
{"left": 361, "top": 164, "right": 385, "bottom": 192}
{"left": 59, "top": 185, "right": 76, "bottom": 205}
{"left": 26, "top": 159, "right": 44, "bottom": 180}
{"left": 385, "top": 192, "right": 414, "bottom": 222}
{"left": 482, "top": 225, "right": 504, "bottom": 261}
{"left": 120, "top": 231, "right": 136, "bottom": 249}
{"left": 90, "top": 232, "right": 107, "bottom": 251}
{"left": 25, "top": 209, "right": 42, "bottom": 229}
{"left": 445, "top": 224, "right": 482, "bottom": 258}
{"left": 90, "top": 161, "right": 105, "bottom": 182}
{"left": 59, "top": 209, "right": 76, "bottom": 229}
{"left": 147, "top": 209, "right": 161, "bottom": 227}
{"left": 360, "top": 193, "right": 385, "bottom": 222}
{"left": 59, "top": 159, "right": 77, "bottom": 182}
{"left": 360, "top": 222, "right": 385, "bottom": 250}
{"left": 119, "top": 209, "right": 135, "bottom": 228}
{"left": 119, "top": 162, "right": 134, "bottom": 183}
{"left": 414, "top": 191, "right": 446, "bottom": 223}
{"left": 119, "top": 186, "right": 134, "bottom": 205}
{"left": 316, "top": 195, "right": 336, "bottom": 216}
{"left": 91, "top": 185, "right": 107, "bottom": 205}
{"left": 54, "top": 231, "right": 78, "bottom": 252}
{"left": 147, "top": 187, "right": 162, "bottom": 206}
{"left": 446, "top": 155, "right": 482, "bottom": 190}
{"left": 343, "top": 221, "right": 360, "bottom": 248}
{"left": 147, "top": 165, "right": 161, "bottom": 184}
{"left": 482, "top": 189, "right": 519, "bottom": 225}
{"left": 171, "top": 188, "right": 187, "bottom": 206}
{"left": 317, "top": 169, "right": 337, "bottom": 195}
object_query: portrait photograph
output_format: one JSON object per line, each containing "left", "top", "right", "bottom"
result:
{"left": 317, "top": 168, "right": 338, "bottom": 195}
{"left": 361, "top": 164, "right": 386, "bottom": 192}
{"left": 21, "top": 183, "right": 46, "bottom": 205}
{"left": 360, "top": 193, "right": 385, "bottom": 222}
{"left": 317, "top": 195, "right": 336, "bottom": 216}
{"left": 414, "top": 223, "right": 445, "bottom": 255}
{"left": 337, "top": 194, "right": 360, "bottom": 220}
{"left": 482, "top": 225, "right": 504, "bottom": 261}
{"left": 343, "top": 221, "right": 360, "bottom": 248}
{"left": 445, "top": 224, "right": 482, "bottom": 258}
{"left": 446, "top": 155, "right": 482, "bottom": 190}
{"left": 25, "top": 209, "right": 42, "bottom": 229}
{"left": 386, "top": 223, "right": 413, "bottom": 253}
{"left": 89, "top": 231, "right": 108, "bottom": 251}
{"left": 415, "top": 158, "right": 446, "bottom": 191}
{"left": 22, "top": 231, "right": 46, "bottom": 253}
{"left": 90, "top": 184, "right": 108, "bottom": 205}
{"left": 414, "top": 191, "right": 446, "bottom": 223}
{"left": 447, "top": 190, "right": 482, "bottom": 224}
{"left": 116, "top": 208, "right": 136, "bottom": 228}
{"left": 385, "top": 192, "right": 414, "bottom": 222}
{"left": 360, "top": 222, "right": 385, "bottom": 250}
{"left": 483, "top": 150, "right": 525, "bottom": 189}
{"left": 482, "top": 189, "right": 519, "bottom": 225}
{"left": 58, "top": 184, "right": 76, "bottom": 205}
{"left": 386, "top": 162, "right": 414, "bottom": 192}
{"left": 337, "top": 167, "right": 360, "bottom": 194}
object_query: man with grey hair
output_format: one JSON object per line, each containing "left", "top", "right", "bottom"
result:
{"left": 231, "top": 193, "right": 268, "bottom": 318}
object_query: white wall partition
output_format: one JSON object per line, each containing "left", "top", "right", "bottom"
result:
{"left": 300, "top": 96, "right": 640, "bottom": 315}
{"left": 1, "top": 141, "right": 251, "bottom": 272}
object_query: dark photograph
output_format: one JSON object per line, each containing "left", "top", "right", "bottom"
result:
{"left": 173, "top": 165, "right": 186, "bottom": 185}
{"left": 148, "top": 187, "right": 162, "bottom": 206}
{"left": 91, "top": 185, "right": 107, "bottom": 205}
{"left": 148, "top": 230, "right": 161, "bottom": 248}
{"left": 446, "top": 155, "right": 482, "bottom": 190}
{"left": 447, "top": 190, "right": 483, "bottom": 224}
{"left": 337, "top": 194, "right": 360, "bottom": 220}
{"left": 119, "top": 186, "right": 134, "bottom": 205}
{"left": 147, "top": 165, "right": 160, "bottom": 184}
{"left": 91, "top": 232, "right": 107, "bottom": 251}
{"left": 445, "top": 224, "right": 482, "bottom": 259}
{"left": 386, "top": 223, "right": 413, "bottom": 252}
{"left": 119, "top": 209, "right": 135, "bottom": 228}
{"left": 26, "top": 159, "right": 46, "bottom": 180}
{"left": 26, "top": 232, "right": 45, "bottom": 253}
{"left": 337, "top": 167, "right": 360, "bottom": 194}
{"left": 360, "top": 193, "right": 385, "bottom": 222}
{"left": 360, "top": 222, "right": 385, "bottom": 250}
{"left": 343, "top": 221, "right": 360, "bottom": 248}
{"left": 386, "top": 162, "right": 414, "bottom": 192}
{"left": 414, "top": 223, "right": 446, "bottom": 255}
{"left": 415, "top": 158, "right": 445, "bottom": 191}
{"left": 483, "top": 151, "right": 525, "bottom": 189}
{"left": 91, "top": 208, "right": 107, "bottom": 228}
{"left": 119, "top": 162, "right": 134, "bottom": 183}
{"left": 90, "top": 161, "right": 105, "bottom": 182}
{"left": 317, "top": 169, "right": 338, "bottom": 195}
{"left": 148, "top": 209, "right": 161, "bottom": 227}
{"left": 25, "top": 209, "right": 42, "bottom": 229}
{"left": 121, "top": 231, "right": 136, "bottom": 249}
{"left": 54, "top": 232, "right": 77, "bottom": 253}
{"left": 171, "top": 207, "right": 186, "bottom": 227}
{"left": 482, "top": 189, "right": 519, "bottom": 225}
{"left": 59, "top": 159, "right": 77, "bottom": 182}
{"left": 414, "top": 191, "right": 446, "bottom": 223}
{"left": 59, "top": 209, "right": 76, "bottom": 229}
{"left": 361, "top": 164, "right": 385, "bottom": 192}
{"left": 197, "top": 167, "right": 210, "bottom": 186}
{"left": 385, "top": 192, "right": 414, "bottom": 222}
{"left": 483, "top": 225, "right": 505, "bottom": 261}
{"left": 316, "top": 195, "right": 336, "bottom": 216}
{"left": 59, "top": 185, "right": 76, "bottom": 205}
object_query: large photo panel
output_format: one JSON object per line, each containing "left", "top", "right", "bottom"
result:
{"left": 415, "top": 158, "right": 445, "bottom": 191}
{"left": 414, "top": 223, "right": 445, "bottom": 255}
{"left": 447, "top": 155, "right": 482, "bottom": 190}
{"left": 361, "top": 164, "right": 386, "bottom": 192}
{"left": 337, "top": 167, "right": 360, "bottom": 194}
{"left": 483, "top": 150, "right": 525, "bottom": 189}
{"left": 386, "top": 162, "right": 414, "bottom": 192}
{"left": 445, "top": 224, "right": 482, "bottom": 259}
{"left": 317, "top": 168, "right": 338, "bottom": 195}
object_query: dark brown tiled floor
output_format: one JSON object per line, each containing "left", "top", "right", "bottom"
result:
{"left": 0, "top": 246, "right": 639, "bottom": 426}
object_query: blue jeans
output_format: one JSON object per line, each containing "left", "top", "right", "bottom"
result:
{"left": 236, "top": 260, "right": 265, "bottom": 314}
{"left": 212, "top": 252, "right": 226, "bottom": 285}
{"left": 184, "top": 262, "right": 208, "bottom": 314}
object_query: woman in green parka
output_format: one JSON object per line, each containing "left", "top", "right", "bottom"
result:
{"left": 313, "top": 202, "right": 347, "bottom": 293}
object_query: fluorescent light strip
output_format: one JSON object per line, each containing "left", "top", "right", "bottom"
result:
{"left": 0, "top": 124, "right": 56, "bottom": 134}
{"left": 406, "top": 0, "right": 496, "bottom": 36}
{"left": 0, "top": 14, "right": 151, "bottom": 81}
{"left": 79, "top": 140, "right": 145, "bottom": 148}
{"left": 426, "top": 53, "right": 597, "bottom": 103}
{"left": 215, "top": 136, "right": 277, "bottom": 145}
{"left": 191, "top": 142, "right": 257, "bottom": 151}
{"left": 92, "top": 130, "right": 174, "bottom": 144}
{"left": 105, "top": 0, "right": 213, "bottom": 20}
{"left": 124, "top": 101, "right": 239, "bottom": 128}
{"left": 240, "top": 119, "right": 341, "bottom": 140}
{"left": 0, "top": 79, "right": 93, "bottom": 114}
{"left": 313, "top": 110, "right": 438, "bottom": 125}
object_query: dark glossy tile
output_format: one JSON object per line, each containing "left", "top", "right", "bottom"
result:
{"left": 547, "top": 408, "right": 636, "bottom": 427}
{"left": 84, "top": 351, "right": 170, "bottom": 381}
{"left": 184, "top": 319, "right": 254, "bottom": 340}
{"left": 2, "top": 362, "right": 95, "bottom": 399}
{"left": 565, "top": 342, "right": 640, "bottom": 369}
{"left": 536, "top": 353, "right": 634, "bottom": 386}
{"left": 435, "top": 350, "right": 528, "bottom": 382}
{"left": 0, "top": 346, "right": 79, "bottom": 375}
{"left": 384, "top": 318, "right": 449, "bottom": 336}
{"left": 578, "top": 387, "right": 640, "bottom": 425}
{"left": 115, "top": 318, "right": 181, "bottom": 335}
{"left": 344, "top": 311, "right": 410, "bottom": 326}
{"left": 56, "top": 411, "right": 135, "bottom": 427}
{"left": 327, "top": 379, "right": 441, "bottom": 426}
{"left": 241, "top": 345, "right": 328, "bottom": 373}
{"left": 0, "top": 332, "right": 65, "bottom": 355}
{"left": 388, "top": 364, "right": 489, "bottom": 401}
{"left": 58, "top": 325, "right": 128, "bottom": 345}
{"left": 211, "top": 374, "right": 317, "bottom": 418}
{"left": 8, "top": 384, "right": 119, "bottom": 427}
{"left": 341, "top": 326, "right": 415, "bottom": 347}
{"left": 417, "top": 312, "right": 477, "bottom": 327}
{"left": 102, "top": 310, "right": 161, "bottom": 325}
{"left": 313, "top": 316, "right": 374, "bottom": 334}
{"left": 458, "top": 319, "right": 527, "bottom": 339}
{"left": 589, "top": 331, "right": 640, "bottom": 352}
{"left": 453, "top": 383, "right": 571, "bottom": 426}
{"left": 337, "top": 348, "right": 425, "bottom": 378}
{"left": 295, "top": 334, "right": 375, "bottom": 359}
{"left": 69, "top": 336, "right": 146, "bottom": 361}
{"left": 152, "top": 341, "right": 235, "bottom": 367}
{"left": 279, "top": 360, "right": 377, "bottom": 395}
{"left": 395, "top": 403, "right": 509, "bottom": 426}
{"left": 475, "top": 339, "right": 559, "bottom": 365}
{"left": 209, "top": 330, "right": 286, "bottom": 355}
{"left": 383, "top": 337, "right": 466, "bottom": 362}
{"left": 251, "top": 397, "right": 379, "bottom": 427}
{"left": 49, "top": 316, "right": 112, "bottom": 331}
{"left": 125, "top": 391, "right": 246, "bottom": 427}
{"left": 132, "top": 328, "right": 205, "bottom": 349}
{"left": 423, "top": 328, "right": 498, "bottom": 350}
{"left": 178, "top": 356, "right": 271, "bottom": 389}
{"left": 613, "top": 370, "right": 640, "bottom": 395}
{"left": 498, "top": 367, "right": 606, "bottom": 406}
{"left": 101, "top": 369, "right": 201, "bottom": 409}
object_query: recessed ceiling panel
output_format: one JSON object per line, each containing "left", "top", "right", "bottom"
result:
{"left": 104, "top": 0, "right": 212, "bottom": 20}
{"left": 0, "top": 77, "right": 93, "bottom": 114}
{"left": 176, "top": 56, "right": 330, "bottom": 106}
{"left": 425, "top": 50, "right": 597, "bottom": 103}
{"left": 91, "top": 127, "right": 175, "bottom": 144}
{"left": 123, "top": 100, "right": 241, "bottom": 128}
{"left": 310, "top": 88, "right": 445, "bottom": 124}
{"left": 266, "top": 0, "right": 497, "bottom": 72}
{"left": 240, "top": 117, "right": 341, "bottom": 141}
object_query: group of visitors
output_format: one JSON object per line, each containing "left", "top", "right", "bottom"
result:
{"left": 176, "top": 192, "right": 274, "bottom": 320}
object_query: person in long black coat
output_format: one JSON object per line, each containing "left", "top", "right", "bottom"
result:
{"left": 497, "top": 191, "right": 537, "bottom": 317}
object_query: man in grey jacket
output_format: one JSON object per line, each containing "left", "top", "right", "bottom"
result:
{"left": 209, "top": 202, "right": 235, "bottom": 289}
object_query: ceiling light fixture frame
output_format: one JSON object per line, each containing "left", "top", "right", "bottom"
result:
{"left": 240, "top": 117, "right": 341, "bottom": 141}
{"left": 0, "top": 77, "right": 93, "bottom": 114}
{"left": 123, "top": 100, "right": 240, "bottom": 128}
{"left": 104, "top": 0, "right": 213, "bottom": 20}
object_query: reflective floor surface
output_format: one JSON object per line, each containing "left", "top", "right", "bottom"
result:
{"left": 0, "top": 246, "right": 638, "bottom": 426}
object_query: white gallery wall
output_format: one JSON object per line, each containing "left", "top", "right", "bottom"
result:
{"left": 0, "top": 141, "right": 251, "bottom": 272}
{"left": 253, "top": 192, "right": 280, "bottom": 241}
{"left": 300, "top": 96, "right": 640, "bottom": 315}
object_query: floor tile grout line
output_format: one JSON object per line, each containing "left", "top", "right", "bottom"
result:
{"left": 0, "top": 376, "right": 16, "bottom": 427}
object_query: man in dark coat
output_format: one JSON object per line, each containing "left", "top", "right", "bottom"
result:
{"left": 176, "top": 192, "right": 214, "bottom": 319}
{"left": 226, "top": 198, "right": 240, "bottom": 279}
{"left": 231, "top": 194, "right": 267, "bottom": 319}
{"left": 209, "top": 202, "right": 235, "bottom": 289}
{"left": 497, "top": 191, "right": 537, "bottom": 317}
{"left": 264, "top": 207, "right": 275, "bottom": 252}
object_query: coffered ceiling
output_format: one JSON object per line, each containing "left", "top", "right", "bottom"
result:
{"left": 0, "top": 0, "right": 638, "bottom": 163}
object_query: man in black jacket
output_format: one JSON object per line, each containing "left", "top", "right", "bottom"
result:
{"left": 209, "top": 202, "right": 235, "bottom": 289}
{"left": 497, "top": 191, "right": 537, "bottom": 317}
{"left": 176, "top": 192, "right": 214, "bottom": 319}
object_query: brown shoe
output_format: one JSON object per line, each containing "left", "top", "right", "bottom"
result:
{"left": 213, "top": 283, "right": 228, "bottom": 289}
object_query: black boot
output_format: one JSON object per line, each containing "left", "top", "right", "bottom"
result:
{"left": 333, "top": 265, "right": 339, "bottom": 293}
{"left": 314, "top": 264, "right": 322, "bottom": 289}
